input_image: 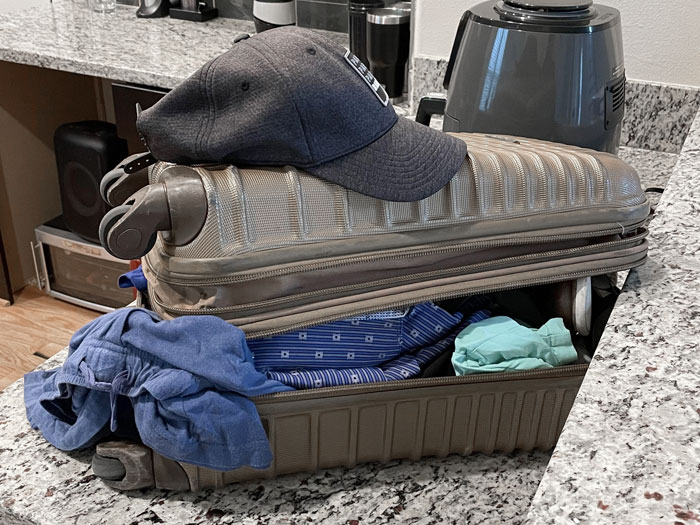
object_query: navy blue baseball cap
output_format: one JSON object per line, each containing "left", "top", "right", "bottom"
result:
{"left": 137, "top": 26, "right": 467, "bottom": 202}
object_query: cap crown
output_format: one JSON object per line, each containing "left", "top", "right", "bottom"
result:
{"left": 138, "top": 27, "right": 398, "bottom": 167}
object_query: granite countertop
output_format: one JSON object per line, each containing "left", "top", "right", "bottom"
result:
{"left": 526, "top": 110, "right": 700, "bottom": 524}
{"left": 0, "top": 0, "right": 345, "bottom": 89}
{"left": 0, "top": 360, "right": 552, "bottom": 524}
{"left": 1, "top": 1, "right": 699, "bottom": 523}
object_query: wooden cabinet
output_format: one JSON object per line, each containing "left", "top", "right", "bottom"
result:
{"left": 112, "top": 83, "right": 168, "bottom": 153}
{"left": 0, "top": 230, "right": 13, "bottom": 303}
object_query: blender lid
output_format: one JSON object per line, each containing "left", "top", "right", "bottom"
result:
{"left": 484, "top": 0, "right": 619, "bottom": 28}
{"left": 504, "top": 0, "right": 592, "bottom": 10}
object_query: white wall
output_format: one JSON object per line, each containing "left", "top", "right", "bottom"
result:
{"left": 414, "top": 0, "right": 700, "bottom": 88}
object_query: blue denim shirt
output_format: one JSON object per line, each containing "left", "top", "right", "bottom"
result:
{"left": 24, "top": 308, "right": 292, "bottom": 471}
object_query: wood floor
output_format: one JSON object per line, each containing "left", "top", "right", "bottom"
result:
{"left": 0, "top": 287, "right": 98, "bottom": 390}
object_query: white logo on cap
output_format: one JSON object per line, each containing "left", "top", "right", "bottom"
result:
{"left": 344, "top": 50, "right": 390, "bottom": 107}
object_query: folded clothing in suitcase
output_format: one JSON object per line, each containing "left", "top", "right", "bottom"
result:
{"left": 108, "top": 133, "right": 649, "bottom": 338}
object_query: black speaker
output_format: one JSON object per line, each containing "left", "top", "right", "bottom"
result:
{"left": 54, "top": 121, "right": 128, "bottom": 244}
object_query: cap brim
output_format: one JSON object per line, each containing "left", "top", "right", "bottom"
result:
{"left": 305, "top": 117, "right": 467, "bottom": 202}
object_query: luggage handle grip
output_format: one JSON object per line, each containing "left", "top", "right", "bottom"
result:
{"left": 416, "top": 94, "right": 446, "bottom": 127}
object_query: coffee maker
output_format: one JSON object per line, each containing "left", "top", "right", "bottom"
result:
{"left": 136, "top": 0, "right": 169, "bottom": 18}
{"left": 137, "top": 0, "right": 218, "bottom": 21}
{"left": 170, "top": 0, "right": 218, "bottom": 22}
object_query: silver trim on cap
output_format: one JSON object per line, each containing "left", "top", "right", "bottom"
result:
{"left": 367, "top": 7, "right": 410, "bottom": 24}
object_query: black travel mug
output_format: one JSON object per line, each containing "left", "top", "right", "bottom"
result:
{"left": 348, "top": 0, "right": 384, "bottom": 67}
{"left": 367, "top": 7, "right": 411, "bottom": 101}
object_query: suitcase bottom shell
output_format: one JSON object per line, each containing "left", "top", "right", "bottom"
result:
{"left": 93, "top": 364, "right": 587, "bottom": 491}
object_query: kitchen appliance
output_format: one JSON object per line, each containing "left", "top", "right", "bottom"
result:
{"left": 348, "top": 0, "right": 384, "bottom": 66}
{"left": 253, "top": 0, "right": 296, "bottom": 32}
{"left": 416, "top": 0, "right": 625, "bottom": 154}
{"left": 32, "top": 217, "right": 133, "bottom": 313}
{"left": 366, "top": 6, "right": 410, "bottom": 102}
{"left": 136, "top": 0, "right": 169, "bottom": 18}
{"left": 53, "top": 121, "right": 128, "bottom": 244}
{"left": 170, "top": 0, "right": 218, "bottom": 22}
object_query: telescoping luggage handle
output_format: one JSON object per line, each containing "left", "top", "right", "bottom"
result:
{"left": 98, "top": 165, "right": 208, "bottom": 260}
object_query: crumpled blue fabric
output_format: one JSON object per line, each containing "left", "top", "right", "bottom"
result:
{"left": 24, "top": 308, "right": 292, "bottom": 471}
{"left": 118, "top": 266, "right": 148, "bottom": 292}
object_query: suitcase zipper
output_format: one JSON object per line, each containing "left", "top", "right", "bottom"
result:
{"left": 252, "top": 363, "right": 590, "bottom": 402}
{"left": 148, "top": 229, "right": 646, "bottom": 322}
{"left": 241, "top": 259, "right": 644, "bottom": 339}
{"left": 147, "top": 222, "right": 646, "bottom": 286}
{"left": 149, "top": 257, "right": 644, "bottom": 339}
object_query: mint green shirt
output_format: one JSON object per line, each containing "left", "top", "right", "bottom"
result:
{"left": 452, "top": 316, "right": 578, "bottom": 375}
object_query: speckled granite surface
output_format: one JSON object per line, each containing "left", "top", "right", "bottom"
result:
{"left": 0, "top": 0, "right": 346, "bottom": 90}
{"left": 621, "top": 82, "right": 700, "bottom": 154}
{"left": 411, "top": 56, "right": 700, "bottom": 154}
{"left": 618, "top": 147, "right": 679, "bottom": 211}
{"left": 527, "top": 109, "right": 700, "bottom": 525}
{"left": 0, "top": 3, "right": 696, "bottom": 521}
{"left": 0, "top": 349, "right": 551, "bottom": 525}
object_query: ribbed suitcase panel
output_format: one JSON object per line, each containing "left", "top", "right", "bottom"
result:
{"left": 151, "top": 372, "right": 585, "bottom": 490}
{"left": 149, "top": 133, "right": 646, "bottom": 259}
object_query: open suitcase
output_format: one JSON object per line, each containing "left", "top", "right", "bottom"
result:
{"left": 94, "top": 132, "right": 649, "bottom": 490}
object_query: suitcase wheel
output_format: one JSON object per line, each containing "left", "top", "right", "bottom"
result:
{"left": 94, "top": 441, "right": 197, "bottom": 491}
{"left": 92, "top": 452, "right": 127, "bottom": 481}
{"left": 99, "top": 204, "right": 158, "bottom": 260}
{"left": 93, "top": 441, "right": 155, "bottom": 490}
{"left": 99, "top": 166, "right": 126, "bottom": 205}
{"left": 98, "top": 169, "right": 208, "bottom": 260}
{"left": 100, "top": 154, "right": 152, "bottom": 207}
